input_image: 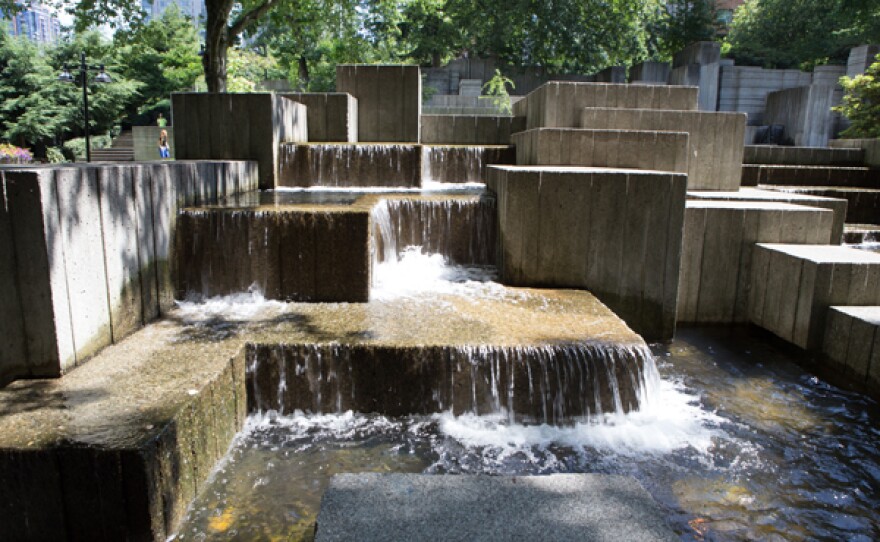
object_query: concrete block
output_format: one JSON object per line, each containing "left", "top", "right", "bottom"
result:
{"left": 419, "top": 115, "right": 526, "bottom": 145}
{"left": 315, "top": 473, "right": 677, "bottom": 542}
{"left": 824, "top": 306, "right": 880, "bottom": 391}
{"left": 512, "top": 128, "right": 689, "bottom": 175}
{"left": 847, "top": 45, "right": 880, "bottom": 78}
{"left": 336, "top": 64, "right": 421, "bottom": 142}
{"left": 280, "top": 92, "right": 358, "bottom": 142}
{"left": 0, "top": 172, "right": 28, "bottom": 386}
{"left": 673, "top": 41, "right": 721, "bottom": 68}
{"left": 580, "top": 108, "right": 745, "bottom": 190}
{"left": 764, "top": 85, "right": 838, "bottom": 147}
{"left": 279, "top": 143, "right": 422, "bottom": 188}
{"left": 743, "top": 145, "right": 866, "bottom": 166}
{"left": 421, "top": 145, "right": 515, "bottom": 184}
{"left": 749, "top": 244, "right": 880, "bottom": 350}
{"left": 678, "top": 201, "right": 834, "bottom": 324}
{"left": 629, "top": 61, "right": 670, "bottom": 84}
{"left": 487, "top": 165, "right": 687, "bottom": 340}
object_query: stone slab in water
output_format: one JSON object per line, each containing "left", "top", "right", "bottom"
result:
{"left": 315, "top": 473, "right": 677, "bottom": 542}
{"left": 824, "top": 306, "right": 880, "bottom": 394}
{"left": 487, "top": 165, "right": 687, "bottom": 341}
{"left": 580, "top": 107, "right": 746, "bottom": 191}
{"left": 0, "top": 321, "right": 248, "bottom": 541}
{"left": 687, "top": 187, "right": 848, "bottom": 244}
{"left": 750, "top": 244, "right": 880, "bottom": 351}
{"left": 512, "top": 128, "right": 689, "bottom": 174}
{"left": 678, "top": 201, "right": 833, "bottom": 325}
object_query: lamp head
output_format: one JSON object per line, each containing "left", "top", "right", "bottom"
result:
{"left": 95, "top": 66, "right": 111, "bottom": 84}
{"left": 58, "top": 66, "right": 74, "bottom": 83}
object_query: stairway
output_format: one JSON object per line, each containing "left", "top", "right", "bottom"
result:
{"left": 91, "top": 130, "right": 135, "bottom": 162}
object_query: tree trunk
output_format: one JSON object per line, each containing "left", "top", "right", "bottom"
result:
{"left": 298, "top": 55, "right": 310, "bottom": 90}
{"left": 203, "top": 0, "right": 234, "bottom": 92}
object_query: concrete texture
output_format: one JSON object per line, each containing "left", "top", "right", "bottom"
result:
{"left": 629, "top": 61, "right": 670, "bottom": 84}
{"left": 749, "top": 244, "right": 880, "bottom": 350}
{"left": 823, "top": 306, "right": 880, "bottom": 393}
{"left": 134, "top": 126, "right": 175, "bottom": 161}
{"left": 513, "top": 81, "right": 699, "bottom": 130}
{"left": 421, "top": 145, "right": 515, "bottom": 184}
{"left": 718, "top": 64, "right": 813, "bottom": 125}
{"left": 487, "top": 165, "right": 688, "bottom": 341}
{"left": 315, "top": 473, "right": 677, "bottom": 542}
{"left": 0, "top": 320, "right": 247, "bottom": 542}
{"left": 743, "top": 145, "right": 866, "bottom": 166}
{"left": 280, "top": 92, "right": 358, "bottom": 142}
{"left": 172, "top": 93, "right": 307, "bottom": 189}
{"left": 0, "top": 161, "right": 258, "bottom": 387}
{"left": 175, "top": 207, "right": 371, "bottom": 302}
{"left": 594, "top": 65, "right": 626, "bottom": 83}
{"left": 764, "top": 85, "right": 839, "bottom": 147}
{"left": 673, "top": 41, "right": 721, "bottom": 68}
{"left": 580, "top": 108, "right": 746, "bottom": 190}
{"left": 420, "top": 115, "right": 527, "bottom": 145}
{"left": 678, "top": 201, "right": 834, "bottom": 324}
{"left": 512, "top": 128, "right": 689, "bottom": 175}
{"left": 336, "top": 65, "right": 421, "bottom": 143}
{"left": 741, "top": 165, "right": 880, "bottom": 188}
{"left": 847, "top": 45, "right": 880, "bottom": 78}
{"left": 278, "top": 143, "right": 422, "bottom": 188}
{"left": 687, "top": 187, "right": 848, "bottom": 244}
{"left": 669, "top": 62, "right": 720, "bottom": 111}
{"left": 759, "top": 186, "right": 880, "bottom": 225}
{"left": 830, "top": 138, "right": 880, "bottom": 167}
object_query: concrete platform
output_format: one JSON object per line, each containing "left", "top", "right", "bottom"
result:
{"left": 420, "top": 115, "right": 527, "bottom": 145}
{"left": 758, "top": 186, "right": 880, "bottom": 225}
{"left": 743, "top": 145, "right": 866, "bottom": 166}
{"left": 421, "top": 144, "right": 516, "bottom": 183}
{"left": 687, "top": 187, "right": 848, "bottom": 244}
{"left": 581, "top": 108, "right": 746, "bottom": 191}
{"left": 315, "top": 473, "right": 677, "bottom": 542}
{"left": 278, "top": 143, "right": 422, "bottom": 188}
{"left": 336, "top": 65, "right": 421, "bottom": 143}
{"left": 824, "top": 306, "right": 880, "bottom": 393}
{"left": 749, "top": 244, "right": 880, "bottom": 350}
{"left": 679, "top": 201, "right": 834, "bottom": 324}
{"left": 742, "top": 164, "right": 880, "bottom": 188}
{"left": 512, "top": 128, "right": 689, "bottom": 174}
{"left": 487, "top": 165, "right": 687, "bottom": 341}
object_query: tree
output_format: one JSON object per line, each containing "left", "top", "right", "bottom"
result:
{"left": 835, "top": 54, "right": 880, "bottom": 138}
{"left": 397, "top": 0, "right": 462, "bottom": 67}
{"left": 649, "top": 0, "right": 717, "bottom": 59}
{"left": 724, "top": 0, "right": 880, "bottom": 70}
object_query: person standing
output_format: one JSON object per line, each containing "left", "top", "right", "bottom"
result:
{"left": 158, "top": 129, "right": 170, "bottom": 159}
{"left": 157, "top": 112, "right": 168, "bottom": 127}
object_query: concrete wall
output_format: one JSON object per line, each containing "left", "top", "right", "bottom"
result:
{"left": 830, "top": 138, "right": 880, "bottom": 167}
{"left": 764, "top": 85, "right": 839, "bottom": 147}
{"left": 0, "top": 161, "right": 259, "bottom": 387}
{"left": 513, "top": 82, "right": 699, "bottom": 130}
{"left": 422, "top": 56, "right": 595, "bottom": 97}
{"left": 512, "top": 128, "right": 689, "bottom": 174}
{"left": 743, "top": 145, "right": 866, "bottom": 166}
{"left": 421, "top": 145, "right": 516, "bottom": 184}
{"left": 134, "top": 126, "right": 175, "bottom": 161}
{"left": 629, "top": 62, "right": 670, "bottom": 84}
{"left": 749, "top": 244, "right": 880, "bottom": 350}
{"left": 580, "top": 108, "right": 745, "bottom": 191}
{"left": 848, "top": 45, "right": 880, "bottom": 77}
{"left": 673, "top": 42, "right": 721, "bottom": 68}
{"left": 486, "top": 165, "right": 688, "bottom": 340}
{"left": 670, "top": 63, "right": 720, "bottom": 112}
{"left": 718, "top": 65, "right": 813, "bottom": 124}
{"left": 172, "top": 93, "right": 307, "bottom": 189}
{"left": 686, "top": 187, "right": 848, "bottom": 244}
{"left": 336, "top": 65, "right": 421, "bottom": 143}
{"left": 678, "top": 201, "right": 834, "bottom": 324}
{"left": 278, "top": 143, "right": 422, "bottom": 188}
{"left": 176, "top": 208, "right": 371, "bottom": 302}
{"left": 280, "top": 92, "right": 358, "bottom": 142}
{"left": 823, "top": 306, "right": 880, "bottom": 394}
{"left": 420, "top": 115, "right": 526, "bottom": 145}
{"left": 594, "top": 66, "right": 626, "bottom": 83}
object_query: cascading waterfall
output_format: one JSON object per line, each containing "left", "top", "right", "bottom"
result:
{"left": 370, "top": 198, "right": 496, "bottom": 266}
{"left": 279, "top": 143, "right": 421, "bottom": 188}
{"left": 422, "top": 146, "right": 487, "bottom": 184}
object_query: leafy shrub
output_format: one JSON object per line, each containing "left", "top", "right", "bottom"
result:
{"left": 835, "top": 54, "right": 880, "bottom": 139}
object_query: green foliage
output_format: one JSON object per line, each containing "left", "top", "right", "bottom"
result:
{"left": 226, "top": 47, "right": 285, "bottom": 92}
{"left": 835, "top": 54, "right": 880, "bottom": 138}
{"left": 647, "top": 0, "right": 717, "bottom": 59}
{"left": 62, "top": 134, "right": 113, "bottom": 162}
{"left": 397, "top": 0, "right": 462, "bottom": 66}
{"left": 46, "top": 146, "right": 67, "bottom": 163}
{"left": 725, "top": 0, "right": 880, "bottom": 69}
{"left": 481, "top": 69, "right": 514, "bottom": 115}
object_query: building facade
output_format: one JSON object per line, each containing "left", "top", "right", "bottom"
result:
{"left": 3, "top": 2, "right": 62, "bottom": 44}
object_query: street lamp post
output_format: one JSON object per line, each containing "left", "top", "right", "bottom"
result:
{"left": 58, "top": 52, "right": 111, "bottom": 163}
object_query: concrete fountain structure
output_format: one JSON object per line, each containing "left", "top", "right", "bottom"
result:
{"left": 1, "top": 59, "right": 880, "bottom": 540}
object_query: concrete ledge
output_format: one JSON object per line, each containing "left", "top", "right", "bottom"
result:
{"left": 420, "top": 115, "right": 526, "bottom": 145}
{"left": 175, "top": 207, "right": 371, "bottom": 302}
{"left": 315, "top": 474, "right": 677, "bottom": 542}
{"left": 830, "top": 138, "right": 880, "bottom": 167}
{"left": 581, "top": 108, "right": 745, "bottom": 190}
{"left": 421, "top": 145, "right": 515, "bottom": 184}
{"left": 749, "top": 244, "right": 880, "bottom": 350}
{"left": 758, "top": 186, "right": 880, "bottom": 225}
{"left": 278, "top": 143, "right": 422, "bottom": 188}
{"left": 742, "top": 165, "right": 880, "bottom": 188}
{"left": 687, "top": 187, "right": 848, "bottom": 244}
{"left": 743, "top": 145, "right": 866, "bottom": 166}
{"left": 678, "top": 201, "right": 834, "bottom": 324}
{"left": 336, "top": 65, "right": 421, "bottom": 143}
{"left": 0, "top": 162, "right": 258, "bottom": 386}
{"left": 513, "top": 81, "right": 699, "bottom": 129}
{"left": 487, "top": 165, "right": 687, "bottom": 341}
{"left": 280, "top": 92, "right": 358, "bottom": 142}
{"left": 0, "top": 322, "right": 247, "bottom": 541}
{"left": 172, "top": 93, "right": 307, "bottom": 189}
{"left": 824, "top": 306, "right": 880, "bottom": 393}
{"left": 512, "top": 128, "right": 689, "bottom": 174}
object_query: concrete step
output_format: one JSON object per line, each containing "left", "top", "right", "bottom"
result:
{"left": 743, "top": 145, "right": 866, "bottom": 166}
{"left": 742, "top": 164, "right": 880, "bottom": 188}
{"left": 315, "top": 474, "right": 678, "bottom": 542}
{"left": 844, "top": 224, "right": 880, "bottom": 244}
{"left": 91, "top": 148, "right": 135, "bottom": 162}
{"left": 758, "top": 185, "right": 880, "bottom": 225}
{"left": 823, "top": 306, "right": 880, "bottom": 393}
{"left": 749, "top": 244, "right": 880, "bottom": 351}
